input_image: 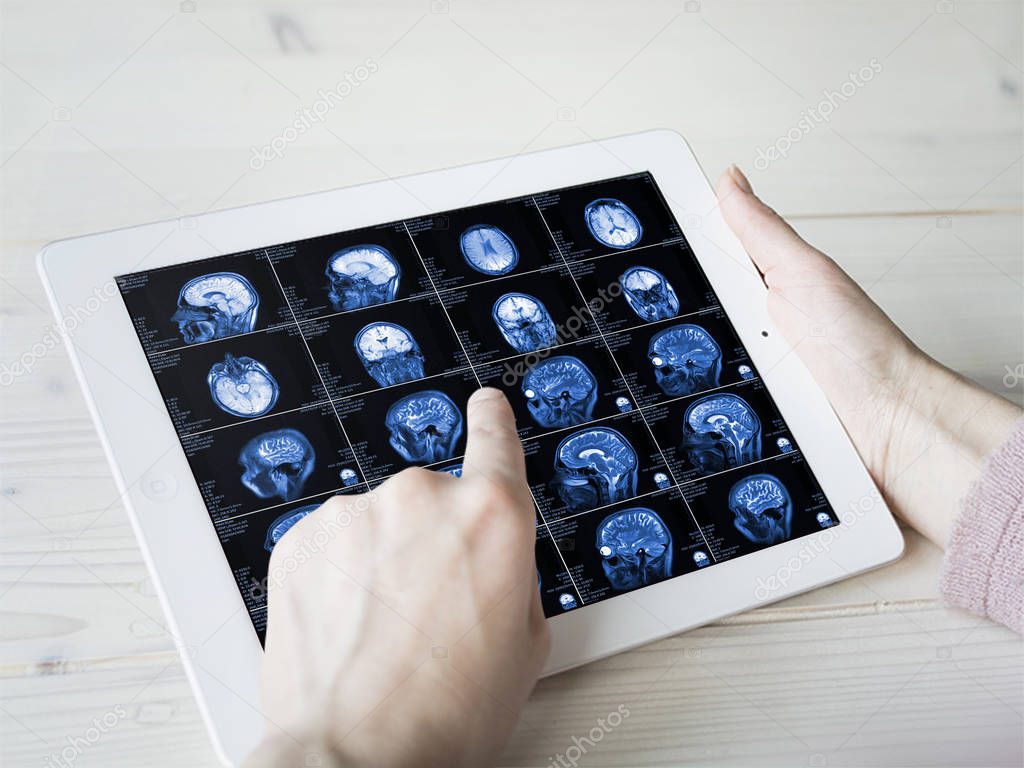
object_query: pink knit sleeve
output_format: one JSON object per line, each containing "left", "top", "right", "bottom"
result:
{"left": 940, "top": 418, "right": 1024, "bottom": 633}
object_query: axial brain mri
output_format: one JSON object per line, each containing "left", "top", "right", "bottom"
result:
{"left": 207, "top": 353, "right": 280, "bottom": 417}
{"left": 385, "top": 390, "right": 463, "bottom": 464}
{"left": 459, "top": 224, "right": 519, "bottom": 275}
{"left": 728, "top": 473, "right": 793, "bottom": 545}
{"left": 522, "top": 355, "right": 598, "bottom": 428}
{"left": 596, "top": 507, "right": 673, "bottom": 591}
{"left": 620, "top": 266, "right": 680, "bottom": 322}
{"left": 492, "top": 292, "right": 558, "bottom": 353}
{"left": 680, "top": 393, "right": 761, "bottom": 475}
{"left": 584, "top": 198, "right": 643, "bottom": 249}
{"left": 552, "top": 427, "right": 638, "bottom": 513}
{"left": 648, "top": 323, "right": 722, "bottom": 397}
{"left": 355, "top": 321, "right": 426, "bottom": 387}
{"left": 239, "top": 428, "right": 316, "bottom": 502}
{"left": 326, "top": 244, "right": 400, "bottom": 312}
{"left": 172, "top": 272, "right": 259, "bottom": 344}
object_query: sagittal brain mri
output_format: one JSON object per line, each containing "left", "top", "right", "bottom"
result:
{"left": 620, "top": 266, "right": 680, "bottom": 322}
{"left": 263, "top": 503, "right": 319, "bottom": 551}
{"left": 522, "top": 355, "right": 598, "bottom": 428}
{"left": 355, "top": 321, "right": 425, "bottom": 387}
{"left": 552, "top": 427, "right": 639, "bottom": 513}
{"left": 648, "top": 323, "right": 722, "bottom": 396}
{"left": 492, "top": 292, "right": 558, "bottom": 353}
{"left": 326, "top": 244, "right": 400, "bottom": 311}
{"left": 385, "top": 390, "right": 463, "bottom": 463}
{"left": 728, "top": 473, "right": 793, "bottom": 545}
{"left": 596, "top": 507, "right": 673, "bottom": 591}
{"left": 172, "top": 272, "right": 259, "bottom": 344}
{"left": 207, "top": 353, "right": 280, "bottom": 417}
{"left": 680, "top": 393, "right": 761, "bottom": 475}
{"left": 460, "top": 224, "right": 519, "bottom": 275}
{"left": 239, "top": 428, "right": 315, "bottom": 502}
{"left": 584, "top": 198, "right": 643, "bottom": 249}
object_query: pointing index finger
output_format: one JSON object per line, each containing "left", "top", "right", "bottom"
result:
{"left": 461, "top": 387, "right": 529, "bottom": 494}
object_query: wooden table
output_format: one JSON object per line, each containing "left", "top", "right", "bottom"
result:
{"left": 1, "top": 2, "right": 1021, "bottom": 765}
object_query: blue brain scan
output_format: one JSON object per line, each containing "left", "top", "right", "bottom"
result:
{"left": 693, "top": 550, "right": 710, "bottom": 568}
{"left": 326, "top": 244, "right": 400, "bottom": 311}
{"left": 648, "top": 323, "right": 722, "bottom": 397}
{"left": 239, "top": 428, "right": 315, "bottom": 502}
{"left": 385, "top": 390, "right": 463, "bottom": 463}
{"left": 355, "top": 321, "right": 425, "bottom": 387}
{"left": 558, "top": 593, "right": 577, "bottom": 611}
{"left": 264, "top": 503, "right": 319, "bottom": 551}
{"left": 620, "top": 266, "right": 680, "bottom": 322}
{"left": 816, "top": 512, "right": 834, "bottom": 529}
{"left": 522, "top": 355, "right": 598, "bottom": 428}
{"left": 207, "top": 353, "right": 280, "bottom": 417}
{"left": 339, "top": 468, "right": 359, "bottom": 486}
{"left": 584, "top": 198, "right": 643, "bottom": 249}
{"left": 552, "top": 427, "right": 638, "bottom": 513}
{"left": 437, "top": 463, "right": 463, "bottom": 478}
{"left": 460, "top": 224, "right": 519, "bottom": 275}
{"left": 172, "top": 272, "right": 259, "bottom": 344}
{"left": 596, "top": 507, "right": 672, "bottom": 591}
{"left": 681, "top": 393, "right": 762, "bottom": 475}
{"left": 728, "top": 473, "right": 792, "bottom": 545}
{"left": 492, "top": 293, "right": 558, "bottom": 353}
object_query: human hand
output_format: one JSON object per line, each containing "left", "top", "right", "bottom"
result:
{"left": 249, "top": 388, "right": 548, "bottom": 768}
{"left": 716, "top": 166, "right": 1021, "bottom": 546}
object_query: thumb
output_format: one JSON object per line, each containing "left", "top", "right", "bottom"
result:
{"left": 715, "top": 165, "right": 830, "bottom": 285}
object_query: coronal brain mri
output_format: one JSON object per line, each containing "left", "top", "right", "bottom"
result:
{"left": 239, "top": 428, "right": 315, "bottom": 502}
{"left": 172, "top": 272, "right": 259, "bottom": 344}
{"left": 620, "top": 266, "right": 680, "bottom": 322}
{"left": 492, "top": 292, "right": 558, "bottom": 353}
{"left": 522, "top": 355, "right": 598, "bottom": 428}
{"left": 355, "top": 321, "right": 425, "bottom": 387}
{"left": 552, "top": 427, "right": 638, "bottom": 513}
{"left": 648, "top": 323, "right": 722, "bottom": 396}
{"left": 680, "top": 393, "right": 761, "bottom": 475}
{"left": 263, "top": 503, "right": 319, "bottom": 551}
{"left": 326, "top": 244, "right": 400, "bottom": 312}
{"left": 460, "top": 224, "right": 519, "bottom": 275}
{"left": 584, "top": 198, "right": 643, "bottom": 249}
{"left": 385, "top": 390, "right": 463, "bottom": 463}
{"left": 207, "top": 353, "right": 280, "bottom": 417}
{"left": 728, "top": 473, "right": 793, "bottom": 545}
{"left": 596, "top": 507, "right": 673, "bottom": 591}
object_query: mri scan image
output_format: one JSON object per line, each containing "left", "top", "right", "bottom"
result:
{"left": 648, "top": 323, "right": 722, "bottom": 397}
{"left": 460, "top": 224, "right": 519, "bottom": 275}
{"left": 596, "top": 507, "right": 672, "bottom": 591}
{"left": 207, "top": 353, "right": 280, "bottom": 418}
{"left": 552, "top": 427, "right": 638, "bottom": 513}
{"left": 728, "top": 473, "right": 792, "bottom": 545}
{"left": 620, "top": 266, "right": 680, "bottom": 322}
{"left": 438, "top": 463, "right": 463, "bottom": 478}
{"left": 522, "top": 355, "right": 598, "bottom": 428}
{"left": 339, "top": 468, "right": 359, "bottom": 486}
{"left": 239, "top": 428, "right": 316, "bottom": 502}
{"left": 172, "top": 272, "right": 259, "bottom": 344}
{"left": 680, "top": 393, "right": 761, "bottom": 475}
{"left": 385, "top": 390, "right": 463, "bottom": 463}
{"left": 355, "top": 321, "right": 426, "bottom": 387}
{"left": 263, "top": 503, "right": 319, "bottom": 551}
{"left": 326, "top": 244, "right": 401, "bottom": 311}
{"left": 492, "top": 293, "right": 558, "bottom": 353}
{"left": 584, "top": 198, "right": 643, "bottom": 250}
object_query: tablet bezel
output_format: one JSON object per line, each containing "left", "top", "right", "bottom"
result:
{"left": 38, "top": 130, "right": 903, "bottom": 766}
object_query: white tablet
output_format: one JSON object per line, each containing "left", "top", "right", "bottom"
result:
{"left": 38, "top": 130, "right": 902, "bottom": 765}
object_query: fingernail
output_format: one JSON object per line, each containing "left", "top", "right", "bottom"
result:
{"left": 729, "top": 164, "right": 753, "bottom": 194}
{"left": 469, "top": 387, "right": 505, "bottom": 405}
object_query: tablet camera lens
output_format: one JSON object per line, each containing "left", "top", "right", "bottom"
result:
{"left": 648, "top": 323, "right": 722, "bottom": 397}
{"left": 385, "top": 390, "right": 463, "bottom": 464}
{"left": 492, "top": 292, "right": 558, "bottom": 354}
{"left": 680, "top": 393, "right": 761, "bottom": 476}
{"left": 521, "top": 355, "right": 598, "bottom": 429}
{"left": 728, "top": 473, "right": 792, "bottom": 545}
{"left": 552, "top": 427, "right": 638, "bottom": 513}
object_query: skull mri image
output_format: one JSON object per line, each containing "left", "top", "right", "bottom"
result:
{"left": 596, "top": 507, "right": 673, "bottom": 590}
{"left": 648, "top": 323, "right": 722, "bottom": 397}
{"left": 552, "top": 427, "right": 638, "bottom": 513}
{"left": 522, "top": 355, "right": 598, "bottom": 428}
{"left": 355, "top": 321, "right": 426, "bottom": 387}
{"left": 239, "top": 428, "right": 316, "bottom": 502}
{"left": 728, "top": 473, "right": 793, "bottom": 545}
{"left": 584, "top": 198, "right": 643, "bottom": 249}
{"left": 680, "top": 393, "right": 761, "bottom": 475}
{"left": 460, "top": 224, "right": 519, "bottom": 275}
{"left": 492, "top": 293, "right": 558, "bottom": 353}
{"left": 264, "top": 503, "right": 319, "bottom": 551}
{"left": 385, "top": 390, "right": 464, "bottom": 464}
{"left": 620, "top": 266, "right": 680, "bottom": 322}
{"left": 172, "top": 272, "right": 259, "bottom": 344}
{"left": 326, "top": 244, "right": 401, "bottom": 312}
{"left": 207, "top": 353, "right": 280, "bottom": 417}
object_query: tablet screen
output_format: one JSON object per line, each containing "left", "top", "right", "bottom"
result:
{"left": 116, "top": 172, "right": 837, "bottom": 640}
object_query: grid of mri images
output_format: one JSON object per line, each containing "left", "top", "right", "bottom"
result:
{"left": 116, "top": 172, "right": 838, "bottom": 641}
